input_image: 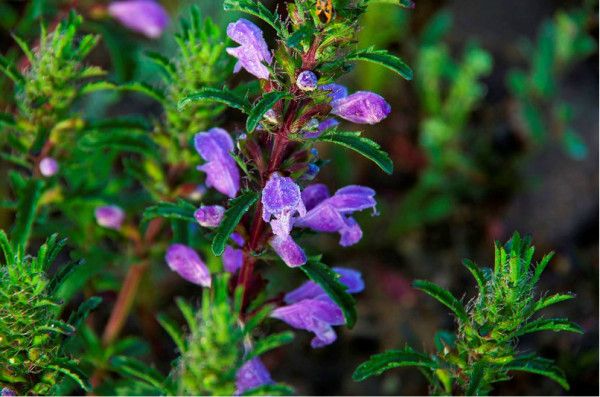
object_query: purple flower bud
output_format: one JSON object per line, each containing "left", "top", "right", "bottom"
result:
{"left": 271, "top": 298, "right": 345, "bottom": 348}
{"left": 285, "top": 267, "right": 364, "bottom": 304}
{"left": 223, "top": 245, "right": 244, "bottom": 273}
{"left": 262, "top": 173, "right": 306, "bottom": 238}
{"left": 295, "top": 185, "right": 377, "bottom": 246}
{"left": 165, "top": 244, "right": 211, "bottom": 287}
{"left": 194, "top": 205, "right": 225, "bottom": 228}
{"left": 331, "top": 91, "right": 391, "bottom": 124}
{"left": 1, "top": 388, "right": 16, "bottom": 397}
{"left": 108, "top": 0, "right": 169, "bottom": 38}
{"left": 227, "top": 19, "right": 272, "bottom": 80}
{"left": 320, "top": 83, "right": 348, "bottom": 102}
{"left": 304, "top": 118, "right": 339, "bottom": 139}
{"left": 296, "top": 70, "right": 318, "bottom": 91}
{"left": 39, "top": 157, "right": 59, "bottom": 177}
{"left": 95, "top": 205, "right": 125, "bottom": 230}
{"left": 270, "top": 234, "right": 307, "bottom": 267}
{"left": 194, "top": 128, "right": 240, "bottom": 198}
{"left": 235, "top": 358, "right": 273, "bottom": 395}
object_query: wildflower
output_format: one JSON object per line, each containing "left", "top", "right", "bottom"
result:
{"left": 165, "top": 244, "right": 211, "bottom": 287}
{"left": 1, "top": 388, "right": 16, "bottom": 397}
{"left": 226, "top": 19, "right": 272, "bottom": 80}
{"left": 39, "top": 157, "right": 59, "bottom": 177}
{"left": 223, "top": 233, "right": 245, "bottom": 273}
{"left": 235, "top": 358, "right": 273, "bottom": 395}
{"left": 194, "top": 205, "right": 225, "bottom": 228}
{"left": 331, "top": 91, "right": 391, "bottom": 124}
{"left": 295, "top": 184, "right": 377, "bottom": 247}
{"left": 296, "top": 70, "right": 318, "bottom": 91}
{"left": 194, "top": 128, "right": 240, "bottom": 198}
{"left": 320, "top": 83, "right": 348, "bottom": 101}
{"left": 94, "top": 205, "right": 125, "bottom": 230}
{"left": 272, "top": 267, "right": 364, "bottom": 348}
{"left": 108, "top": 0, "right": 169, "bottom": 38}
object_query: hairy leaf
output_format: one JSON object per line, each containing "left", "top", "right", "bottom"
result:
{"left": 223, "top": 0, "right": 284, "bottom": 36}
{"left": 353, "top": 347, "right": 435, "bottom": 381}
{"left": 533, "top": 293, "right": 575, "bottom": 312}
{"left": 516, "top": 318, "right": 583, "bottom": 336}
{"left": 142, "top": 200, "right": 196, "bottom": 223}
{"left": 11, "top": 178, "right": 43, "bottom": 249}
{"left": 212, "top": 191, "right": 259, "bottom": 256}
{"left": 246, "top": 91, "right": 289, "bottom": 132}
{"left": 111, "top": 356, "right": 167, "bottom": 390}
{"left": 319, "top": 131, "right": 393, "bottom": 174}
{"left": 505, "top": 356, "right": 569, "bottom": 390}
{"left": 413, "top": 279, "right": 468, "bottom": 322}
{"left": 178, "top": 87, "right": 250, "bottom": 113}
{"left": 157, "top": 313, "right": 186, "bottom": 354}
{"left": 246, "top": 331, "right": 294, "bottom": 360}
{"left": 347, "top": 48, "right": 413, "bottom": 80}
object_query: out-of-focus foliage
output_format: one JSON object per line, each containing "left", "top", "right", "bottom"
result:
{"left": 354, "top": 233, "right": 583, "bottom": 395}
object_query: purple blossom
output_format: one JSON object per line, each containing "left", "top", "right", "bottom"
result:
{"left": 226, "top": 19, "right": 272, "bottom": 80}
{"left": 235, "top": 358, "right": 273, "bottom": 395}
{"left": 296, "top": 70, "right": 318, "bottom": 91}
{"left": 165, "top": 244, "right": 211, "bottom": 287}
{"left": 194, "top": 128, "right": 240, "bottom": 198}
{"left": 95, "top": 205, "right": 125, "bottom": 230}
{"left": 271, "top": 298, "right": 345, "bottom": 348}
{"left": 295, "top": 185, "right": 377, "bottom": 247}
{"left": 269, "top": 234, "right": 307, "bottom": 268}
{"left": 108, "top": 0, "right": 169, "bottom": 39}
{"left": 194, "top": 205, "right": 225, "bottom": 228}
{"left": 284, "top": 267, "right": 365, "bottom": 304}
{"left": 320, "top": 83, "right": 348, "bottom": 101}
{"left": 331, "top": 91, "right": 391, "bottom": 124}
{"left": 1, "top": 388, "right": 16, "bottom": 397}
{"left": 39, "top": 157, "right": 59, "bottom": 177}
{"left": 304, "top": 118, "right": 339, "bottom": 139}
{"left": 223, "top": 233, "right": 245, "bottom": 274}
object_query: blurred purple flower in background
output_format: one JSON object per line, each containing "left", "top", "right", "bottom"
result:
{"left": 165, "top": 244, "right": 211, "bottom": 287}
{"left": 227, "top": 19, "right": 272, "bottom": 80}
{"left": 331, "top": 91, "right": 391, "bottom": 124}
{"left": 223, "top": 233, "right": 245, "bottom": 274}
{"left": 235, "top": 358, "right": 273, "bottom": 395}
{"left": 1, "top": 388, "right": 16, "bottom": 397}
{"left": 94, "top": 205, "right": 125, "bottom": 230}
{"left": 39, "top": 157, "right": 59, "bottom": 177}
{"left": 108, "top": 0, "right": 169, "bottom": 38}
{"left": 194, "top": 204, "right": 225, "bottom": 228}
{"left": 296, "top": 70, "right": 318, "bottom": 91}
{"left": 194, "top": 128, "right": 240, "bottom": 198}
{"left": 272, "top": 267, "right": 364, "bottom": 348}
{"left": 295, "top": 184, "right": 377, "bottom": 246}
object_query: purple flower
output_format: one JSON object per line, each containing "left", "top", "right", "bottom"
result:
{"left": 304, "top": 118, "right": 339, "bottom": 139}
{"left": 1, "top": 388, "right": 16, "bottom": 397}
{"left": 269, "top": 234, "right": 307, "bottom": 268}
{"left": 320, "top": 83, "right": 348, "bottom": 101}
{"left": 165, "top": 244, "right": 211, "bottom": 287}
{"left": 272, "top": 298, "right": 345, "bottom": 348}
{"left": 235, "top": 358, "right": 273, "bottom": 395}
{"left": 39, "top": 157, "right": 59, "bottom": 177}
{"left": 95, "top": 205, "right": 125, "bottom": 230}
{"left": 331, "top": 91, "right": 391, "bottom": 124}
{"left": 226, "top": 19, "right": 272, "bottom": 80}
{"left": 295, "top": 185, "right": 377, "bottom": 247}
{"left": 194, "top": 128, "right": 240, "bottom": 198}
{"left": 194, "top": 205, "right": 225, "bottom": 228}
{"left": 284, "top": 267, "right": 365, "bottom": 304}
{"left": 296, "top": 70, "right": 318, "bottom": 91}
{"left": 108, "top": 0, "right": 169, "bottom": 38}
{"left": 223, "top": 233, "right": 245, "bottom": 274}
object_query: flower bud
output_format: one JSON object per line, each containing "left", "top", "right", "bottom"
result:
{"left": 194, "top": 205, "right": 225, "bottom": 228}
{"left": 165, "top": 244, "right": 211, "bottom": 287}
{"left": 94, "top": 205, "right": 125, "bottom": 230}
{"left": 39, "top": 157, "right": 59, "bottom": 177}
{"left": 296, "top": 70, "right": 318, "bottom": 91}
{"left": 331, "top": 91, "right": 391, "bottom": 124}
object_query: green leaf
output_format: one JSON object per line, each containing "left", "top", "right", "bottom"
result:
{"left": 145, "top": 51, "right": 176, "bottom": 78}
{"left": 79, "top": 81, "right": 166, "bottom": 103}
{"left": 0, "top": 112, "right": 15, "bottom": 127}
{"left": 78, "top": 130, "right": 158, "bottom": 158}
{"left": 178, "top": 87, "right": 250, "bottom": 113}
{"left": 413, "top": 279, "right": 468, "bottom": 322}
{"left": 0, "top": 230, "right": 14, "bottom": 266}
{"left": 319, "top": 131, "right": 393, "bottom": 174}
{"left": 300, "top": 257, "right": 357, "bottom": 328}
{"left": 505, "top": 355, "right": 569, "bottom": 390}
{"left": 212, "top": 191, "right": 258, "bottom": 256}
{"left": 0, "top": 55, "right": 24, "bottom": 84}
{"left": 462, "top": 259, "right": 487, "bottom": 298}
{"left": 68, "top": 296, "right": 102, "bottom": 328}
{"left": 11, "top": 178, "right": 43, "bottom": 249}
{"left": 223, "top": 0, "right": 283, "bottom": 36}
{"left": 241, "top": 384, "right": 295, "bottom": 396}
{"left": 157, "top": 313, "right": 186, "bottom": 354}
{"left": 533, "top": 293, "right": 574, "bottom": 312}
{"left": 347, "top": 48, "right": 413, "bottom": 80}
{"left": 516, "top": 318, "right": 583, "bottom": 336}
{"left": 142, "top": 200, "right": 196, "bottom": 223}
{"left": 353, "top": 347, "right": 435, "bottom": 381}
{"left": 110, "top": 356, "right": 166, "bottom": 390}
{"left": 246, "top": 91, "right": 289, "bottom": 132}
{"left": 49, "top": 259, "right": 83, "bottom": 297}
{"left": 243, "top": 304, "right": 273, "bottom": 335}
{"left": 246, "top": 331, "right": 294, "bottom": 360}
{"left": 47, "top": 363, "right": 90, "bottom": 391}
{"left": 466, "top": 362, "right": 485, "bottom": 396}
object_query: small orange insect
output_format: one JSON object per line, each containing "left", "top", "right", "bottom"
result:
{"left": 315, "top": 0, "right": 333, "bottom": 23}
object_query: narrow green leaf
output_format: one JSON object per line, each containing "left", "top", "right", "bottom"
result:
{"left": 47, "top": 363, "right": 90, "bottom": 391}
{"left": 246, "top": 331, "right": 294, "bottom": 360}
{"left": 413, "top": 279, "right": 468, "bottom": 322}
{"left": 176, "top": 298, "right": 198, "bottom": 335}
{"left": 78, "top": 130, "right": 158, "bottom": 158}
{"left": 505, "top": 355, "right": 569, "bottom": 390}
{"left": 212, "top": 191, "right": 258, "bottom": 256}
{"left": 49, "top": 259, "right": 83, "bottom": 297}
{"left": 246, "top": 91, "right": 289, "bottom": 132}
{"left": 119, "top": 81, "right": 166, "bottom": 103}
{"left": 0, "top": 230, "right": 14, "bottom": 266}
{"left": 300, "top": 257, "right": 357, "bottom": 328}
{"left": 319, "top": 131, "right": 393, "bottom": 174}
{"left": 462, "top": 259, "right": 487, "bottom": 298}
{"left": 533, "top": 293, "right": 574, "bottom": 312}
{"left": 466, "top": 362, "right": 485, "bottom": 396}
{"left": 347, "top": 48, "right": 413, "bottom": 80}
{"left": 516, "top": 318, "right": 583, "bottom": 336}
{"left": 157, "top": 313, "right": 186, "bottom": 354}
{"left": 68, "top": 296, "right": 102, "bottom": 328}
{"left": 145, "top": 51, "right": 176, "bottom": 78}
{"left": 243, "top": 304, "right": 273, "bottom": 335}
{"left": 353, "top": 347, "right": 435, "bottom": 381}
{"left": 142, "top": 200, "right": 196, "bottom": 223}
{"left": 110, "top": 356, "right": 166, "bottom": 390}
{"left": 0, "top": 112, "right": 15, "bottom": 127}
{"left": 0, "top": 55, "right": 24, "bottom": 84}
{"left": 530, "top": 252, "right": 555, "bottom": 287}
{"left": 11, "top": 178, "right": 43, "bottom": 249}
{"left": 178, "top": 87, "right": 250, "bottom": 113}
